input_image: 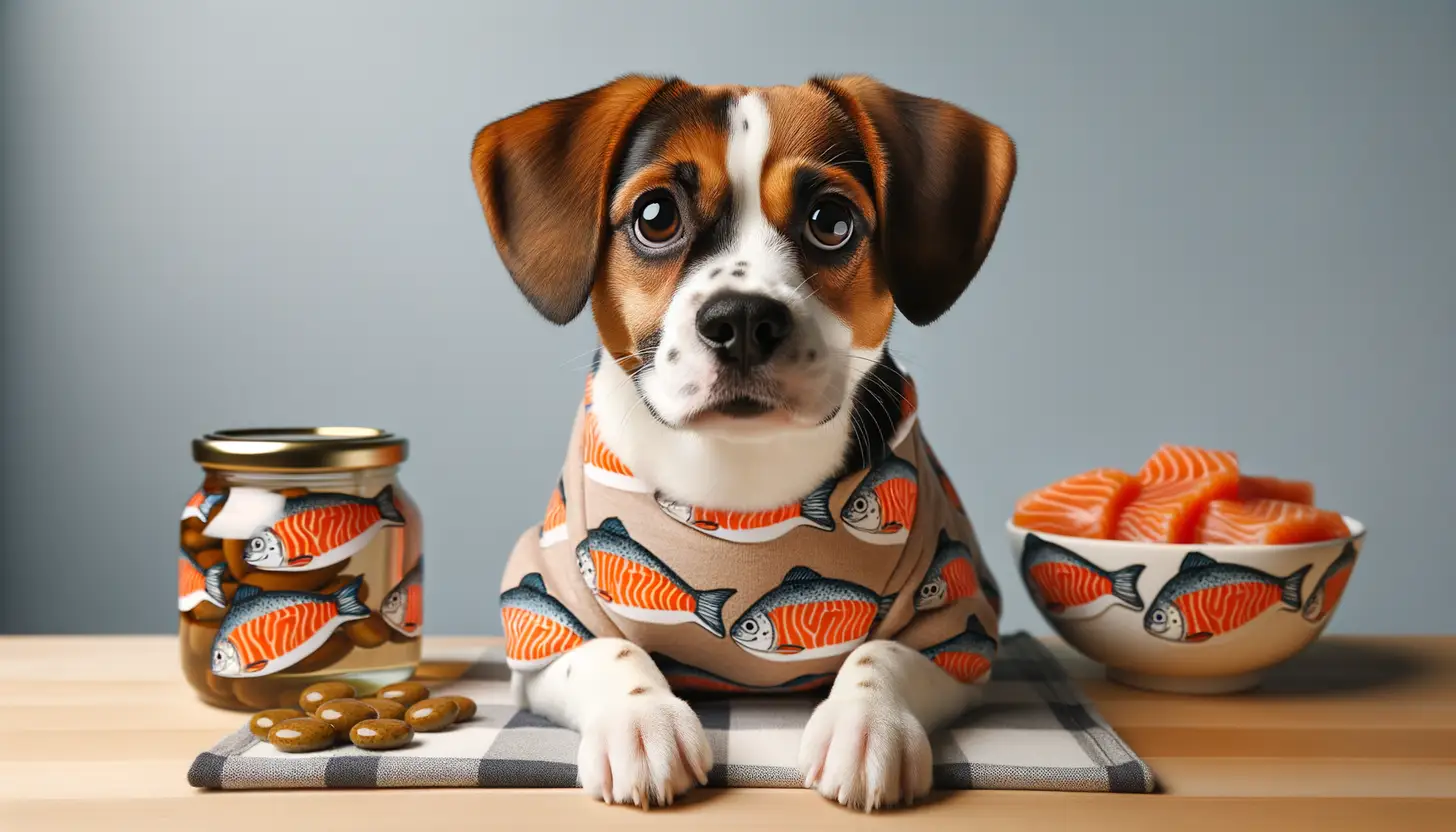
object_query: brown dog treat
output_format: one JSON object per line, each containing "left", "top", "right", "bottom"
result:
{"left": 343, "top": 613, "right": 392, "bottom": 648}
{"left": 193, "top": 548, "right": 227, "bottom": 569}
{"left": 180, "top": 526, "right": 213, "bottom": 553}
{"left": 441, "top": 695, "right": 477, "bottom": 722}
{"left": 349, "top": 718, "right": 413, "bottom": 750}
{"left": 319, "top": 574, "right": 369, "bottom": 604}
{"left": 249, "top": 708, "right": 305, "bottom": 739}
{"left": 286, "top": 631, "right": 356, "bottom": 675}
{"left": 182, "top": 614, "right": 221, "bottom": 657}
{"left": 186, "top": 579, "right": 236, "bottom": 622}
{"left": 237, "top": 561, "right": 348, "bottom": 593}
{"left": 299, "top": 681, "right": 356, "bottom": 713}
{"left": 268, "top": 717, "right": 336, "bottom": 752}
{"left": 221, "top": 538, "right": 251, "bottom": 581}
{"left": 231, "top": 678, "right": 293, "bottom": 710}
{"left": 405, "top": 697, "right": 459, "bottom": 733}
{"left": 314, "top": 698, "right": 377, "bottom": 734}
{"left": 358, "top": 697, "right": 407, "bottom": 721}
{"left": 375, "top": 681, "right": 429, "bottom": 708}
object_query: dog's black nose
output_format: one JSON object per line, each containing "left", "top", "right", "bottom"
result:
{"left": 695, "top": 291, "right": 794, "bottom": 368}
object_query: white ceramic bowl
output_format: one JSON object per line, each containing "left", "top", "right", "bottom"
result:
{"left": 1006, "top": 517, "right": 1365, "bottom": 694}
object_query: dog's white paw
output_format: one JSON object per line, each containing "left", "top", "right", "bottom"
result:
{"left": 577, "top": 691, "right": 712, "bottom": 807}
{"left": 798, "top": 695, "right": 933, "bottom": 812}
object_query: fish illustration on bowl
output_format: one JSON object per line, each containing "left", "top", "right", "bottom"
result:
{"left": 1144, "top": 553, "right": 1311, "bottom": 643}
{"left": 1020, "top": 533, "right": 1145, "bottom": 620}
{"left": 242, "top": 486, "right": 406, "bottom": 572}
{"left": 1302, "top": 541, "right": 1357, "bottom": 624}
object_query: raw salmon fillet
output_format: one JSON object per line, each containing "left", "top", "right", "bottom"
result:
{"left": 1114, "top": 445, "right": 1240, "bottom": 543}
{"left": 1195, "top": 499, "right": 1350, "bottom": 545}
{"left": 1238, "top": 475, "right": 1315, "bottom": 505}
{"left": 1013, "top": 468, "right": 1141, "bottom": 539}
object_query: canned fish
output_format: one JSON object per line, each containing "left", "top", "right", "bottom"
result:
{"left": 180, "top": 428, "right": 423, "bottom": 711}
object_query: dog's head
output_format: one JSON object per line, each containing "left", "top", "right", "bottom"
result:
{"left": 472, "top": 76, "right": 1015, "bottom": 437}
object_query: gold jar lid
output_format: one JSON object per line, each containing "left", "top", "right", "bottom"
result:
{"left": 192, "top": 427, "right": 408, "bottom": 472}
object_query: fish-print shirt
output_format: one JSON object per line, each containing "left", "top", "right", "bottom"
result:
{"left": 501, "top": 358, "right": 1002, "bottom": 694}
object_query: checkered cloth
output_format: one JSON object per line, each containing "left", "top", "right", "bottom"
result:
{"left": 189, "top": 633, "right": 1154, "bottom": 793}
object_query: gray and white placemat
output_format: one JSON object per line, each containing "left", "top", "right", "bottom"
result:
{"left": 189, "top": 632, "right": 1155, "bottom": 793}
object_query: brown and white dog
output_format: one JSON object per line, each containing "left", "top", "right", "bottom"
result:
{"left": 471, "top": 76, "right": 1015, "bottom": 811}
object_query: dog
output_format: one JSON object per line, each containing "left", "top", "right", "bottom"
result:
{"left": 471, "top": 75, "right": 1016, "bottom": 811}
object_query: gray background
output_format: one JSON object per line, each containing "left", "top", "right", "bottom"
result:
{"left": 2, "top": 1, "right": 1452, "bottom": 636}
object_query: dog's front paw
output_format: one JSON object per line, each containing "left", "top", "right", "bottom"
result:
{"left": 798, "top": 695, "right": 933, "bottom": 812}
{"left": 577, "top": 691, "right": 712, "bottom": 807}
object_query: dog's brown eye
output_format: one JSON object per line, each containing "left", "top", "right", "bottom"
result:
{"left": 633, "top": 190, "right": 681, "bottom": 248}
{"left": 805, "top": 198, "right": 854, "bottom": 251}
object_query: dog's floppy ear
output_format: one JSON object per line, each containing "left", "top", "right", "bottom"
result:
{"left": 471, "top": 76, "right": 672, "bottom": 324}
{"left": 813, "top": 76, "right": 1017, "bottom": 325}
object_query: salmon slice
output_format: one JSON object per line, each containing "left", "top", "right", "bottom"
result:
{"left": 1013, "top": 468, "right": 1141, "bottom": 539}
{"left": 1115, "top": 445, "right": 1241, "bottom": 543}
{"left": 1138, "top": 444, "right": 1240, "bottom": 488}
{"left": 1237, "top": 475, "right": 1315, "bottom": 505}
{"left": 1195, "top": 499, "right": 1350, "bottom": 545}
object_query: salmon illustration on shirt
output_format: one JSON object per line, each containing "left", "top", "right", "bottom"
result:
{"left": 650, "top": 653, "right": 834, "bottom": 696}
{"left": 181, "top": 488, "right": 226, "bottom": 523}
{"left": 655, "top": 480, "right": 835, "bottom": 543}
{"left": 243, "top": 486, "right": 405, "bottom": 572}
{"left": 576, "top": 517, "right": 736, "bottom": 637}
{"left": 380, "top": 562, "right": 423, "bottom": 637}
{"left": 1020, "top": 533, "right": 1146, "bottom": 619}
{"left": 842, "top": 453, "right": 918, "bottom": 544}
{"left": 925, "top": 443, "right": 966, "bottom": 516}
{"left": 730, "top": 566, "right": 895, "bottom": 662}
{"left": 921, "top": 615, "right": 998, "bottom": 684}
{"left": 501, "top": 573, "right": 593, "bottom": 671}
{"left": 209, "top": 577, "right": 369, "bottom": 678}
{"left": 178, "top": 549, "right": 228, "bottom": 612}
{"left": 1303, "top": 542, "right": 1357, "bottom": 624}
{"left": 539, "top": 476, "right": 568, "bottom": 547}
{"left": 582, "top": 412, "right": 649, "bottom": 493}
{"left": 1145, "top": 553, "right": 1311, "bottom": 643}
{"left": 914, "top": 530, "right": 983, "bottom": 611}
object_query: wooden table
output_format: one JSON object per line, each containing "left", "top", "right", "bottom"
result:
{"left": 2, "top": 636, "right": 1451, "bottom": 830}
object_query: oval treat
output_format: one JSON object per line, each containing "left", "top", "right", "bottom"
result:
{"left": 376, "top": 681, "right": 429, "bottom": 708}
{"left": 442, "top": 695, "right": 477, "bottom": 722}
{"left": 358, "top": 697, "right": 406, "bottom": 721}
{"left": 405, "top": 697, "right": 460, "bottom": 733}
{"left": 299, "top": 681, "right": 356, "bottom": 713}
{"left": 350, "top": 718, "right": 414, "bottom": 751}
{"left": 249, "top": 708, "right": 304, "bottom": 739}
{"left": 314, "top": 698, "right": 377, "bottom": 734}
{"left": 267, "top": 717, "right": 336, "bottom": 752}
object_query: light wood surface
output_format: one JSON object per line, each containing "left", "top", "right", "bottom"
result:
{"left": 2, "top": 635, "right": 1451, "bottom": 830}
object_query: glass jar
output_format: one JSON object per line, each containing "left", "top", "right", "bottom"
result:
{"left": 179, "top": 427, "right": 422, "bottom": 711}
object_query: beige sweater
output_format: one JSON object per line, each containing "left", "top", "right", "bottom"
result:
{"left": 501, "top": 365, "right": 1002, "bottom": 694}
